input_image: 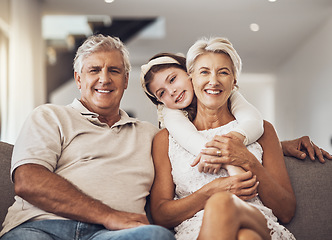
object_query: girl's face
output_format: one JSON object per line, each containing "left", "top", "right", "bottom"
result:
{"left": 148, "top": 67, "right": 194, "bottom": 109}
{"left": 191, "top": 52, "right": 236, "bottom": 111}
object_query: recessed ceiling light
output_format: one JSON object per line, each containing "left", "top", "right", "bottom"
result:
{"left": 250, "top": 23, "right": 260, "bottom": 32}
{"left": 268, "top": 0, "right": 277, "bottom": 2}
{"left": 105, "top": 0, "right": 114, "bottom": 3}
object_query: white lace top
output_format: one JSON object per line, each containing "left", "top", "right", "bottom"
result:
{"left": 168, "top": 120, "right": 296, "bottom": 240}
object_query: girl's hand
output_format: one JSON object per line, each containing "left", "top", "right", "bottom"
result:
{"left": 198, "top": 154, "right": 223, "bottom": 174}
{"left": 192, "top": 149, "right": 223, "bottom": 174}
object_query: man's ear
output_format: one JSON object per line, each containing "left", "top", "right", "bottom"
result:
{"left": 124, "top": 72, "right": 129, "bottom": 90}
{"left": 74, "top": 72, "right": 81, "bottom": 89}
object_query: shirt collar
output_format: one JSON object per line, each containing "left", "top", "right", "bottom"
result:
{"left": 69, "top": 98, "right": 137, "bottom": 127}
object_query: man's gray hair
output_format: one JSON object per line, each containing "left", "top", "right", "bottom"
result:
{"left": 73, "top": 34, "right": 131, "bottom": 75}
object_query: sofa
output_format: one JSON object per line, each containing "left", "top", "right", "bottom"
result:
{"left": 1, "top": 140, "right": 331, "bottom": 239}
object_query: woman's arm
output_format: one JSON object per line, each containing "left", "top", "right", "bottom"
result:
{"left": 254, "top": 121, "right": 296, "bottom": 223}
{"left": 150, "top": 129, "right": 259, "bottom": 228}
{"left": 150, "top": 129, "right": 206, "bottom": 228}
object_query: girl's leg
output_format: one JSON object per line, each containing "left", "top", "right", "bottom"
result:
{"left": 198, "top": 192, "right": 270, "bottom": 240}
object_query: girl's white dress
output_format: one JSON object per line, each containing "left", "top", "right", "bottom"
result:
{"left": 168, "top": 120, "right": 296, "bottom": 240}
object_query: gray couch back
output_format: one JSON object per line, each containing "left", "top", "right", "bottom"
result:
{"left": 283, "top": 156, "right": 332, "bottom": 240}
{"left": 0, "top": 141, "right": 14, "bottom": 228}
{"left": 0, "top": 141, "right": 331, "bottom": 239}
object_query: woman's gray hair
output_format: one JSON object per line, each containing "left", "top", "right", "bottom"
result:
{"left": 73, "top": 34, "right": 131, "bottom": 75}
{"left": 186, "top": 37, "right": 242, "bottom": 80}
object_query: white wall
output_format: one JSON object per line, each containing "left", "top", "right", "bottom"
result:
{"left": 0, "top": 0, "right": 46, "bottom": 144}
{"left": 237, "top": 74, "right": 276, "bottom": 126}
{"left": 275, "top": 16, "right": 332, "bottom": 152}
{"left": 49, "top": 79, "right": 80, "bottom": 106}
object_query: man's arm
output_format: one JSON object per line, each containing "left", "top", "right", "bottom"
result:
{"left": 14, "top": 164, "right": 149, "bottom": 230}
{"left": 281, "top": 136, "right": 332, "bottom": 163}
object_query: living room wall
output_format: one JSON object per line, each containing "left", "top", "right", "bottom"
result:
{"left": 0, "top": 0, "right": 46, "bottom": 144}
{"left": 275, "top": 16, "right": 332, "bottom": 152}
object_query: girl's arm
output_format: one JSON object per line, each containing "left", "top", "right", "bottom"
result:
{"left": 150, "top": 129, "right": 259, "bottom": 228}
{"left": 230, "top": 90, "right": 264, "bottom": 145}
{"left": 160, "top": 106, "right": 206, "bottom": 156}
{"left": 161, "top": 105, "right": 245, "bottom": 175}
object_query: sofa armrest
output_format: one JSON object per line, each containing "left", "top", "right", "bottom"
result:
{"left": 283, "top": 156, "right": 332, "bottom": 240}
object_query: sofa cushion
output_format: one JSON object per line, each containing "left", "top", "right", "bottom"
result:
{"left": 283, "top": 156, "right": 332, "bottom": 240}
{"left": 1, "top": 140, "right": 331, "bottom": 239}
{"left": 0, "top": 141, "right": 14, "bottom": 230}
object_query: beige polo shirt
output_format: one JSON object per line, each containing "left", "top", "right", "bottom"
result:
{"left": 1, "top": 99, "right": 158, "bottom": 236}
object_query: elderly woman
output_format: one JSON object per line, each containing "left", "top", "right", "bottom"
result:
{"left": 149, "top": 37, "right": 297, "bottom": 240}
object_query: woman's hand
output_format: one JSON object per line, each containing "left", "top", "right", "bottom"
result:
{"left": 281, "top": 136, "right": 332, "bottom": 163}
{"left": 195, "top": 133, "right": 257, "bottom": 170}
{"left": 206, "top": 171, "right": 259, "bottom": 201}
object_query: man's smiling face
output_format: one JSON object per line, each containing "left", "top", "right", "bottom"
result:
{"left": 75, "top": 50, "right": 128, "bottom": 115}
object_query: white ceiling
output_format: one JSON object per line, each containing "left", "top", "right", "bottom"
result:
{"left": 42, "top": 0, "right": 332, "bottom": 73}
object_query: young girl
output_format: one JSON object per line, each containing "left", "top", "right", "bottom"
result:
{"left": 140, "top": 53, "right": 263, "bottom": 176}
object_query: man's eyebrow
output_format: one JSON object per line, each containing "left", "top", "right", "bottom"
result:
{"left": 87, "top": 65, "right": 101, "bottom": 69}
{"left": 108, "top": 66, "right": 121, "bottom": 70}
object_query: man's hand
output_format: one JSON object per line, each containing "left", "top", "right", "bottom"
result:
{"left": 103, "top": 210, "right": 149, "bottom": 230}
{"left": 281, "top": 136, "right": 332, "bottom": 163}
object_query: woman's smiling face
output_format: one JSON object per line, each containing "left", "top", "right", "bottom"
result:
{"left": 191, "top": 52, "right": 236, "bottom": 111}
{"left": 148, "top": 67, "right": 194, "bottom": 109}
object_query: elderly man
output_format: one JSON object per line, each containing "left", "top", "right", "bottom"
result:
{"left": 0, "top": 34, "right": 175, "bottom": 240}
